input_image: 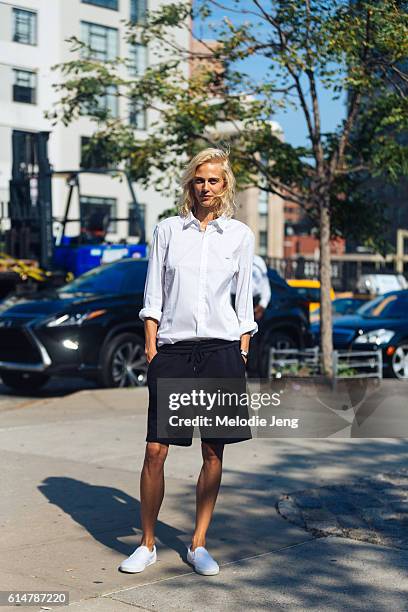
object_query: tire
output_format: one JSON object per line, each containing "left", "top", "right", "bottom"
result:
{"left": 259, "top": 330, "right": 298, "bottom": 378}
{"left": 0, "top": 370, "right": 50, "bottom": 392}
{"left": 390, "top": 343, "right": 408, "bottom": 380}
{"left": 99, "top": 332, "right": 147, "bottom": 388}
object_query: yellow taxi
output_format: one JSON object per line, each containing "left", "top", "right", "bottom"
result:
{"left": 287, "top": 279, "right": 335, "bottom": 313}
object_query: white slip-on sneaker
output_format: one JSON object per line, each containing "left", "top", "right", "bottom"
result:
{"left": 119, "top": 545, "right": 157, "bottom": 573}
{"left": 187, "top": 546, "right": 219, "bottom": 576}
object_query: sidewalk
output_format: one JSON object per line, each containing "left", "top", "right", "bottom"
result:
{"left": 1, "top": 387, "right": 408, "bottom": 611}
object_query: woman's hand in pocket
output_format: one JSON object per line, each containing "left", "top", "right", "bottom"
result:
{"left": 146, "top": 347, "right": 158, "bottom": 364}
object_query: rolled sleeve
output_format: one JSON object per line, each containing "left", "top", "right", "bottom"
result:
{"left": 235, "top": 230, "right": 258, "bottom": 337}
{"left": 139, "top": 224, "right": 166, "bottom": 323}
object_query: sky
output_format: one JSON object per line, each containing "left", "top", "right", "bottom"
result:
{"left": 194, "top": 1, "right": 347, "bottom": 148}
{"left": 273, "top": 83, "right": 346, "bottom": 148}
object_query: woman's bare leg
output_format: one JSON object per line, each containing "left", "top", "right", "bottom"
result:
{"left": 191, "top": 441, "right": 224, "bottom": 551}
{"left": 140, "top": 442, "right": 169, "bottom": 550}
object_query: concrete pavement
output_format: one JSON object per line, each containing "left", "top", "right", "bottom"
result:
{"left": 1, "top": 386, "right": 408, "bottom": 611}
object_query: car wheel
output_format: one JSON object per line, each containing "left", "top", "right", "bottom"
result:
{"left": 391, "top": 344, "right": 408, "bottom": 380}
{"left": 0, "top": 370, "right": 50, "bottom": 392}
{"left": 99, "top": 333, "right": 147, "bottom": 388}
{"left": 260, "top": 331, "right": 298, "bottom": 378}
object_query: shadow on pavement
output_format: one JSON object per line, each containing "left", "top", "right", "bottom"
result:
{"left": 0, "top": 377, "right": 98, "bottom": 400}
{"left": 35, "top": 439, "right": 408, "bottom": 608}
{"left": 38, "top": 477, "right": 187, "bottom": 561}
{"left": 129, "top": 439, "right": 408, "bottom": 608}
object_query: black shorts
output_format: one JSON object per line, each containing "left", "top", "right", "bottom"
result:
{"left": 146, "top": 339, "right": 252, "bottom": 446}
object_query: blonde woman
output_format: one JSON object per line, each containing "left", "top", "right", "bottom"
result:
{"left": 119, "top": 148, "right": 257, "bottom": 576}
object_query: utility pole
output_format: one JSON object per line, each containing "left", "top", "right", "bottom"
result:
{"left": 395, "top": 229, "right": 408, "bottom": 274}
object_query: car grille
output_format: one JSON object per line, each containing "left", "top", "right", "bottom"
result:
{"left": 333, "top": 328, "right": 356, "bottom": 349}
{"left": 0, "top": 328, "right": 42, "bottom": 364}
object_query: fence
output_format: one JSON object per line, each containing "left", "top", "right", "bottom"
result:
{"left": 267, "top": 255, "right": 408, "bottom": 292}
{"left": 269, "top": 347, "right": 383, "bottom": 380}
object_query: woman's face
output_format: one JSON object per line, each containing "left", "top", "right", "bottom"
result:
{"left": 192, "top": 162, "right": 225, "bottom": 210}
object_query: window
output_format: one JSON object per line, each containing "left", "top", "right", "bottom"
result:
{"left": 80, "top": 21, "right": 118, "bottom": 61}
{"left": 81, "top": 0, "right": 118, "bottom": 9}
{"left": 102, "top": 85, "right": 118, "bottom": 117}
{"left": 12, "top": 130, "right": 38, "bottom": 174}
{"left": 129, "top": 97, "right": 146, "bottom": 129}
{"left": 259, "top": 230, "right": 268, "bottom": 256}
{"left": 83, "top": 85, "right": 118, "bottom": 118}
{"left": 258, "top": 189, "right": 268, "bottom": 216}
{"left": 80, "top": 136, "right": 113, "bottom": 169}
{"left": 120, "top": 261, "right": 149, "bottom": 294}
{"left": 128, "top": 43, "right": 147, "bottom": 77}
{"left": 60, "top": 260, "right": 148, "bottom": 295}
{"left": 81, "top": 137, "right": 93, "bottom": 169}
{"left": 80, "top": 196, "right": 117, "bottom": 233}
{"left": 13, "top": 8, "right": 37, "bottom": 45}
{"left": 129, "top": 202, "right": 145, "bottom": 237}
{"left": 130, "top": 0, "right": 147, "bottom": 23}
{"left": 13, "top": 69, "right": 36, "bottom": 104}
{"left": 358, "top": 293, "right": 408, "bottom": 319}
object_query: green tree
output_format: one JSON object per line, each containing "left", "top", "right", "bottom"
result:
{"left": 49, "top": 0, "right": 408, "bottom": 376}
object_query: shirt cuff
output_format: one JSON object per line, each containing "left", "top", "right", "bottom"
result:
{"left": 139, "top": 307, "right": 162, "bottom": 323}
{"left": 239, "top": 320, "right": 258, "bottom": 337}
{"left": 259, "top": 297, "right": 270, "bottom": 309}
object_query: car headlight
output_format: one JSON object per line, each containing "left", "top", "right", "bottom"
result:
{"left": 46, "top": 309, "right": 107, "bottom": 327}
{"left": 354, "top": 328, "right": 395, "bottom": 345}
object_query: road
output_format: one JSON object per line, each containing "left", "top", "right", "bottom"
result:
{"left": 0, "top": 376, "right": 97, "bottom": 410}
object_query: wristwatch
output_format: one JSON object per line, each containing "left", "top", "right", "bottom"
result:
{"left": 240, "top": 350, "right": 248, "bottom": 358}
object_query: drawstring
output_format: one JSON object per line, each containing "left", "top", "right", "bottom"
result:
{"left": 187, "top": 343, "right": 205, "bottom": 370}
{"left": 160, "top": 340, "right": 239, "bottom": 373}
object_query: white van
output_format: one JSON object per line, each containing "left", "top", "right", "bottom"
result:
{"left": 356, "top": 273, "right": 408, "bottom": 296}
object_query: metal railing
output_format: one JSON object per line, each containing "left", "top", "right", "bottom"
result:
{"left": 332, "top": 349, "right": 382, "bottom": 380}
{"left": 269, "top": 347, "right": 383, "bottom": 380}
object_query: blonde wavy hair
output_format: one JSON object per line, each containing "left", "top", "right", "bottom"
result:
{"left": 178, "top": 148, "right": 236, "bottom": 218}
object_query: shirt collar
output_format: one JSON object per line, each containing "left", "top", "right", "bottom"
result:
{"left": 182, "top": 211, "right": 200, "bottom": 230}
{"left": 182, "top": 211, "right": 228, "bottom": 233}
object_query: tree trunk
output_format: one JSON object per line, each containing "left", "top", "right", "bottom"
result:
{"left": 319, "top": 195, "right": 334, "bottom": 378}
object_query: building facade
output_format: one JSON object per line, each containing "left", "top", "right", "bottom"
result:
{"left": 0, "top": 0, "right": 188, "bottom": 244}
{"left": 235, "top": 183, "right": 285, "bottom": 259}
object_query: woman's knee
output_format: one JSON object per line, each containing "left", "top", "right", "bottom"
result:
{"left": 144, "top": 442, "right": 169, "bottom": 468}
{"left": 201, "top": 441, "right": 224, "bottom": 465}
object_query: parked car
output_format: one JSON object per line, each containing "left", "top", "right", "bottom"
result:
{"left": 0, "top": 259, "right": 311, "bottom": 391}
{"left": 247, "top": 269, "right": 311, "bottom": 377}
{"left": 356, "top": 273, "right": 408, "bottom": 297}
{"left": 0, "top": 259, "right": 148, "bottom": 391}
{"left": 287, "top": 279, "right": 336, "bottom": 312}
{"left": 311, "top": 290, "right": 408, "bottom": 380}
{"left": 310, "top": 297, "right": 368, "bottom": 323}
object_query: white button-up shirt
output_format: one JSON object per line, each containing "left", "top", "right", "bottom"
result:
{"left": 139, "top": 212, "right": 258, "bottom": 345}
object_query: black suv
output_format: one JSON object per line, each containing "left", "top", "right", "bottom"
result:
{"left": 247, "top": 269, "right": 311, "bottom": 376}
{"left": 0, "top": 259, "right": 310, "bottom": 391}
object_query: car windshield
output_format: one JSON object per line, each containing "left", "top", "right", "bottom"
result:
{"left": 58, "top": 260, "right": 148, "bottom": 295}
{"left": 293, "top": 287, "right": 321, "bottom": 301}
{"left": 356, "top": 292, "right": 408, "bottom": 319}
{"left": 333, "top": 298, "right": 364, "bottom": 315}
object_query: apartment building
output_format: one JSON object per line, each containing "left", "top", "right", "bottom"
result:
{"left": 0, "top": 0, "right": 188, "bottom": 243}
{"left": 234, "top": 162, "right": 285, "bottom": 260}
